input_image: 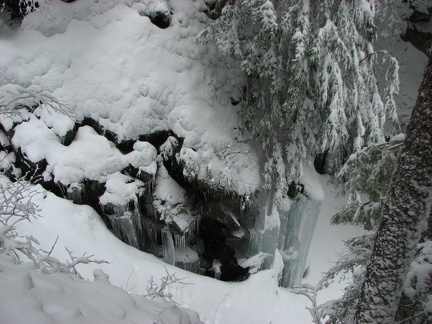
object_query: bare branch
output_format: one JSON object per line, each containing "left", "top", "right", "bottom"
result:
{"left": 145, "top": 266, "right": 192, "bottom": 303}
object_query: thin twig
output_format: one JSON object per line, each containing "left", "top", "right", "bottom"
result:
{"left": 47, "top": 236, "right": 59, "bottom": 256}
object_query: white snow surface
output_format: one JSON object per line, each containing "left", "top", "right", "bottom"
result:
{"left": 0, "top": 253, "right": 201, "bottom": 324}
{"left": 10, "top": 185, "right": 309, "bottom": 323}
{"left": 0, "top": 0, "right": 427, "bottom": 323}
{"left": 1, "top": 175, "right": 365, "bottom": 324}
{"left": 0, "top": 0, "right": 259, "bottom": 195}
{"left": 12, "top": 118, "right": 157, "bottom": 185}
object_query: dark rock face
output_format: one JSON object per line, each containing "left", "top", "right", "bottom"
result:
{"left": 402, "top": 27, "right": 432, "bottom": 56}
{"left": 314, "top": 151, "right": 328, "bottom": 175}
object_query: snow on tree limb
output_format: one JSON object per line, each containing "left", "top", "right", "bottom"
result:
{"left": 198, "top": 0, "right": 400, "bottom": 195}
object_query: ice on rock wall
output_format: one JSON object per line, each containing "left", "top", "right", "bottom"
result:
{"left": 160, "top": 228, "right": 176, "bottom": 265}
{"left": 174, "top": 233, "right": 201, "bottom": 274}
{"left": 246, "top": 188, "right": 281, "bottom": 271}
{"left": 278, "top": 194, "right": 321, "bottom": 287}
{"left": 244, "top": 185, "right": 321, "bottom": 287}
{"left": 109, "top": 210, "right": 143, "bottom": 250}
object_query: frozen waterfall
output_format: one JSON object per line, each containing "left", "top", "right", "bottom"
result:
{"left": 244, "top": 183, "right": 321, "bottom": 287}
{"left": 278, "top": 194, "right": 321, "bottom": 287}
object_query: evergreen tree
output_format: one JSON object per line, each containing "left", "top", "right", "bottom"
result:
{"left": 353, "top": 56, "right": 432, "bottom": 323}
{"left": 321, "top": 2, "right": 432, "bottom": 322}
{"left": 199, "top": 0, "right": 399, "bottom": 199}
{"left": 332, "top": 135, "right": 404, "bottom": 230}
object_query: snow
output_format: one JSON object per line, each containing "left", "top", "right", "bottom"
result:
{"left": 302, "top": 164, "right": 325, "bottom": 201}
{"left": 154, "top": 164, "right": 185, "bottom": 206}
{"left": 0, "top": 0, "right": 427, "bottom": 322}
{"left": 11, "top": 115, "right": 160, "bottom": 185}
{"left": 0, "top": 254, "right": 201, "bottom": 324}
{"left": 0, "top": 174, "right": 365, "bottom": 323}
{"left": 390, "top": 133, "right": 406, "bottom": 142}
{"left": 99, "top": 172, "right": 144, "bottom": 207}
{"left": 130, "top": 141, "right": 157, "bottom": 167}
{"left": 0, "top": 0, "right": 257, "bottom": 195}
{"left": 376, "top": 29, "right": 428, "bottom": 128}
{"left": 4, "top": 185, "right": 303, "bottom": 323}
{"left": 306, "top": 175, "right": 368, "bottom": 303}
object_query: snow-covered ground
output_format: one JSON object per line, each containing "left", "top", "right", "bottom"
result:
{"left": 0, "top": 175, "right": 363, "bottom": 324}
{"left": 0, "top": 253, "right": 201, "bottom": 324}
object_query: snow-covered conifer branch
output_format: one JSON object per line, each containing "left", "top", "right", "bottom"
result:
{"left": 198, "top": 0, "right": 400, "bottom": 194}
{"left": 332, "top": 135, "right": 404, "bottom": 230}
{"left": 319, "top": 235, "right": 374, "bottom": 289}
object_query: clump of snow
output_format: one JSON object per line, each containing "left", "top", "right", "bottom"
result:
{"left": 239, "top": 252, "right": 272, "bottom": 274}
{"left": 175, "top": 246, "right": 199, "bottom": 264}
{"left": 12, "top": 115, "right": 62, "bottom": 163}
{"left": 178, "top": 142, "right": 261, "bottom": 195}
{"left": 11, "top": 115, "right": 158, "bottom": 185}
{"left": 390, "top": 133, "right": 406, "bottom": 142}
{"left": 302, "top": 164, "right": 325, "bottom": 201}
{"left": 155, "top": 164, "right": 186, "bottom": 207}
{"left": 126, "top": 141, "right": 158, "bottom": 175}
{"left": 50, "top": 126, "right": 124, "bottom": 184}
{"left": 99, "top": 172, "right": 144, "bottom": 207}
{"left": 0, "top": 254, "right": 201, "bottom": 324}
{"left": 154, "top": 164, "right": 194, "bottom": 233}
{"left": 35, "top": 105, "right": 75, "bottom": 138}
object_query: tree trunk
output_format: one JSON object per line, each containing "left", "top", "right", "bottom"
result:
{"left": 354, "top": 58, "right": 432, "bottom": 323}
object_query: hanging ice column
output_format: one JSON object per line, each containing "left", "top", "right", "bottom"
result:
{"left": 278, "top": 193, "right": 321, "bottom": 287}
{"left": 247, "top": 173, "right": 322, "bottom": 288}
{"left": 246, "top": 185, "right": 281, "bottom": 271}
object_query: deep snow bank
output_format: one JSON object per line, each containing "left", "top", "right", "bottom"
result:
{"left": 0, "top": 254, "right": 201, "bottom": 324}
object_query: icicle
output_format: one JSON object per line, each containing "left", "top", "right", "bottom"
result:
{"left": 192, "top": 216, "right": 201, "bottom": 237}
{"left": 211, "top": 260, "right": 222, "bottom": 280}
{"left": 160, "top": 229, "right": 175, "bottom": 265}
{"left": 181, "top": 235, "right": 185, "bottom": 250}
{"left": 174, "top": 234, "right": 186, "bottom": 250}
{"left": 279, "top": 195, "right": 321, "bottom": 287}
